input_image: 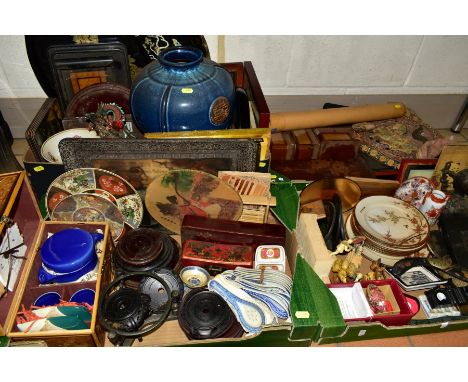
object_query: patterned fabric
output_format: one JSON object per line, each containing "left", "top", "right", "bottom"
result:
{"left": 352, "top": 109, "right": 440, "bottom": 169}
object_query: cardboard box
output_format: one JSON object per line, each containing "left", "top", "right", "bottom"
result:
{"left": 0, "top": 174, "right": 113, "bottom": 346}
{"left": 103, "top": 233, "right": 322, "bottom": 347}
{"left": 269, "top": 178, "right": 468, "bottom": 345}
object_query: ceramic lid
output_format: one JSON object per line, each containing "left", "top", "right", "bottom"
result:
{"left": 40, "top": 228, "right": 99, "bottom": 273}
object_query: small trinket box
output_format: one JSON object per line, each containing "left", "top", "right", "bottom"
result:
{"left": 254, "top": 245, "right": 286, "bottom": 272}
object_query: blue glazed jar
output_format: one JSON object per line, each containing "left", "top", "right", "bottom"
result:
{"left": 130, "top": 46, "right": 236, "bottom": 133}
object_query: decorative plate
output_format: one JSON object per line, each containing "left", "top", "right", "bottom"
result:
{"left": 345, "top": 215, "right": 428, "bottom": 266}
{"left": 350, "top": 213, "right": 426, "bottom": 255}
{"left": 41, "top": 128, "right": 99, "bottom": 164}
{"left": 50, "top": 193, "right": 125, "bottom": 241}
{"left": 145, "top": 169, "right": 243, "bottom": 234}
{"left": 46, "top": 168, "right": 143, "bottom": 231}
{"left": 354, "top": 196, "right": 429, "bottom": 248}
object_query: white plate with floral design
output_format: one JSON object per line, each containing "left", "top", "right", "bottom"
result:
{"left": 354, "top": 196, "right": 429, "bottom": 248}
{"left": 345, "top": 215, "right": 428, "bottom": 266}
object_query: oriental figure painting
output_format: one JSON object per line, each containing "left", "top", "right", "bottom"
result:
{"left": 145, "top": 170, "right": 243, "bottom": 234}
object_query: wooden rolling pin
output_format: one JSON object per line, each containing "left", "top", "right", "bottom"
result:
{"left": 269, "top": 102, "right": 406, "bottom": 132}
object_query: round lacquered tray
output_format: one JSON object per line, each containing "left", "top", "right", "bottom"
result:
{"left": 144, "top": 169, "right": 243, "bottom": 234}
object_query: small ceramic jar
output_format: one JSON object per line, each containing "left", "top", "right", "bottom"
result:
{"left": 394, "top": 176, "right": 433, "bottom": 209}
{"left": 419, "top": 189, "right": 449, "bottom": 225}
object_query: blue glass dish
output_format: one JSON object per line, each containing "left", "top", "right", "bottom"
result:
{"left": 70, "top": 288, "right": 96, "bottom": 306}
{"left": 34, "top": 291, "right": 62, "bottom": 307}
{"left": 38, "top": 228, "right": 103, "bottom": 284}
{"left": 40, "top": 228, "right": 103, "bottom": 273}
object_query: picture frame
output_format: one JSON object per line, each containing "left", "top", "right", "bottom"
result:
{"left": 47, "top": 43, "right": 131, "bottom": 112}
{"left": 397, "top": 159, "right": 438, "bottom": 183}
{"left": 58, "top": 138, "right": 261, "bottom": 192}
{"left": 432, "top": 144, "right": 468, "bottom": 193}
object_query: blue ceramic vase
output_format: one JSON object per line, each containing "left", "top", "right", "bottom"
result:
{"left": 130, "top": 46, "right": 236, "bottom": 133}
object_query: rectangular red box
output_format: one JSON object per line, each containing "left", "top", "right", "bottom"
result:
{"left": 181, "top": 215, "right": 286, "bottom": 252}
{"left": 326, "top": 279, "right": 414, "bottom": 327}
{"left": 181, "top": 240, "right": 254, "bottom": 271}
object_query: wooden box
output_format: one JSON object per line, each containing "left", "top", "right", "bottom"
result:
{"left": 314, "top": 127, "right": 360, "bottom": 160}
{"left": 0, "top": 174, "right": 113, "bottom": 346}
{"left": 24, "top": 61, "right": 270, "bottom": 164}
{"left": 181, "top": 215, "right": 286, "bottom": 252}
{"left": 0, "top": 171, "right": 30, "bottom": 336}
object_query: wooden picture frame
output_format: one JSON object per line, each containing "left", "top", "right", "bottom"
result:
{"left": 397, "top": 159, "right": 438, "bottom": 183}
{"left": 58, "top": 138, "right": 261, "bottom": 192}
{"left": 48, "top": 43, "right": 131, "bottom": 112}
{"left": 432, "top": 144, "right": 468, "bottom": 193}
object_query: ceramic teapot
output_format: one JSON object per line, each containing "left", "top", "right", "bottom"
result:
{"left": 394, "top": 176, "right": 434, "bottom": 209}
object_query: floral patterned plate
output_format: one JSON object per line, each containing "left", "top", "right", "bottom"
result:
{"left": 50, "top": 193, "right": 125, "bottom": 241}
{"left": 350, "top": 213, "right": 427, "bottom": 254}
{"left": 145, "top": 169, "right": 243, "bottom": 234}
{"left": 345, "top": 215, "right": 428, "bottom": 266}
{"left": 354, "top": 196, "right": 429, "bottom": 248}
{"left": 46, "top": 168, "right": 143, "bottom": 233}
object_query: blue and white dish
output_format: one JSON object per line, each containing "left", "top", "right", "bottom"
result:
{"left": 179, "top": 266, "right": 210, "bottom": 289}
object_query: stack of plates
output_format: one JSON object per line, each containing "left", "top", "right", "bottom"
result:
{"left": 345, "top": 196, "right": 430, "bottom": 266}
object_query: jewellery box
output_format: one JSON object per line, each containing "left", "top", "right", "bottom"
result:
{"left": 0, "top": 172, "right": 112, "bottom": 346}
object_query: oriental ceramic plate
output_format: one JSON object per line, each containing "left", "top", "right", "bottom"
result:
{"left": 354, "top": 196, "right": 429, "bottom": 248}
{"left": 41, "top": 128, "right": 99, "bottom": 164}
{"left": 345, "top": 215, "right": 428, "bottom": 266}
{"left": 50, "top": 194, "right": 125, "bottom": 241}
{"left": 46, "top": 168, "right": 143, "bottom": 232}
{"left": 145, "top": 169, "right": 243, "bottom": 234}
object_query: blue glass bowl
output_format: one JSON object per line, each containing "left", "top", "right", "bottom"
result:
{"left": 40, "top": 228, "right": 103, "bottom": 274}
{"left": 34, "top": 291, "right": 62, "bottom": 307}
{"left": 70, "top": 288, "right": 96, "bottom": 306}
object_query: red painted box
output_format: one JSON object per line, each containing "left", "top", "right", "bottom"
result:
{"left": 181, "top": 240, "right": 254, "bottom": 272}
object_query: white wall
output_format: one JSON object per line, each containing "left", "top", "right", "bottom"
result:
{"left": 223, "top": 35, "right": 468, "bottom": 95}
{"left": 1, "top": 35, "right": 467, "bottom": 98}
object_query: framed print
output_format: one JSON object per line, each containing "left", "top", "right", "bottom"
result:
{"left": 397, "top": 159, "right": 438, "bottom": 183}
{"left": 432, "top": 144, "right": 468, "bottom": 193}
{"left": 58, "top": 138, "right": 261, "bottom": 193}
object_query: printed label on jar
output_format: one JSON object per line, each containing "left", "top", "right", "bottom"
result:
{"left": 260, "top": 247, "right": 280, "bottom": 259}
{"left": 209, "top": 96, "right": 230, "bottom": 126}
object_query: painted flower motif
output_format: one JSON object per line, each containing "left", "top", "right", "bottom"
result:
{"left": 425, "top": 207, "right": 439, "bottom": 218}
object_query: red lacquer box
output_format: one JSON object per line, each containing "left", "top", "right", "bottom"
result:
{"left": 181, "top": 215, "right": 286, "bottom": 252}
{"left": 181, "top": 240, "right": 254, "bottom": 272}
